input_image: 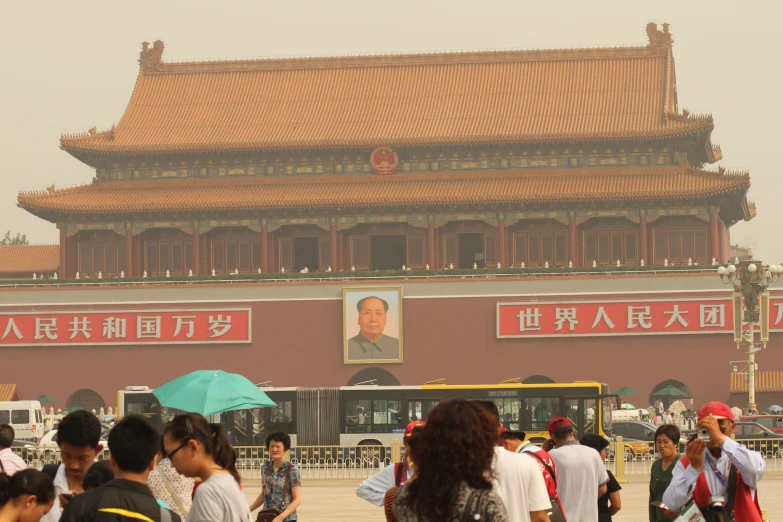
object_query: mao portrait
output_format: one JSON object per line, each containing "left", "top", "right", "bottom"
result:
{"left": 343, "top": 287, "right": 403, "bottom": 364}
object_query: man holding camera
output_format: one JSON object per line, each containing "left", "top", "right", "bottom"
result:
{"left": 662, "top": 402, "right": 765, "bottom": 521}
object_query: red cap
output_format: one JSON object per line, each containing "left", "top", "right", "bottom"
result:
{"left": 697, "top": 402, "right": 734, "bottom": 421}
{"left": 404, "top": 421, "right": 425, "bottom": 438}
{"left": 548, "top": 417, "right": 573, "bottom": 436}
{"left": 500, "top": 427, "right": 510, "bottom": 433}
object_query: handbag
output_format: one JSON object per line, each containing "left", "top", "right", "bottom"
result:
{"left": 256, "top": 463, "right": 292, "bottom": 522}
{"left": 525, "top": 450, "right": 567, "bottom": 522}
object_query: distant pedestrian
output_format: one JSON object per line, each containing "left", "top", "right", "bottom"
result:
{"left": 163, "top": 413, "right": 251, "bottom": 522}
{"left": 250, "top": 431, "right": 302, "bottom": 521}
{"left": 476, "top": 401, "right": 551, "bottom": 522}
{"left": 393, "top": 399, "right": 510, "bottom": 522}
{"left": 0, "top": 468, "right": 56, "bottom": 522}
{"left": 544, "top": 417, "right": 609, "bottom": 522}
{"left": 648, "top": 425, "right": 681, "bottom": 521}
{"left": 0, "top": 425, "right": 27, "bottom": 476}
{"left": 580, "top": 434, "right": 622, "bottom": 522}
{"left": 357, "top": 421, "right": 424, "bottom": 506}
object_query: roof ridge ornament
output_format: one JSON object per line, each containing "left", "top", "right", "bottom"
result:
{"left": 140, "top": 40, "right": 165, "bottom": 74}
{"left": 646, "top": 22, "right": 673, "bottom": 55}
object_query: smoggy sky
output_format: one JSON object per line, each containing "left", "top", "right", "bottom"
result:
{"left": 1, "top": 1, "right": 780, "bottom": 263}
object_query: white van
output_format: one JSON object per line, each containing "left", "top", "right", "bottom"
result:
{"left": 0, "top": 401, "right": 45, "bottom": 441}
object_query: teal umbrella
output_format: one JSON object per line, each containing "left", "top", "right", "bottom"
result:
{"left": 621, "top": 403, "right": 636, "bottom": 410}
{"left": 614, "top": 387, "right": 640, "bottom": 396}
{"left": 35, "top": 394, "right": 57, "bottom": 403}
{"left": 653, "top": 385, "right": 688, "bottom": 397}
{"left": 152, "top": 370, "right": 276, "bottom": 417}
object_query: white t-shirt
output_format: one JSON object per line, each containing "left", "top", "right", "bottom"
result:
{"left": 549, "top": 441, "right": 609, "bottom": 522}
{"left": 187, "top": 474, "right": 252, "bottom": 522}
{"left": 491, "top": 446, "right": 551, "bottom": 522}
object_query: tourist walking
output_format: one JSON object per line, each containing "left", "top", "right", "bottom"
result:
{"left": 0, "top": 425, "right": 27, "bottom": 476}
{"left": 163, "top": 413, "right": 251, "bottom": 522}
{"left": 357, "top": 421, "right": 424, "bottom": 506}
{"left": 0, "top": 469, "right": 55, "bottom": 522}
{"left": 250, "top": 431, "right": 302, "bottom": 521}
{"left": 60, "top": 415, "right": 181, "bottom": 522}
{"left": 580, "top": 435, "right": 622, "bottom": 522}
{"left": 544, "top": 417, "right": 609, "bottom": 522}
{"left": 648, "top": 425, "right": 681, "bottom": 521}
{"left": 393, "top": 399, "right": 509, "bottom": 522}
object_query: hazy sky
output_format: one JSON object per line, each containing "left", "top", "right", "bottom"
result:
{"left": 1, "top": 1, "right": 780, "bottom": 262}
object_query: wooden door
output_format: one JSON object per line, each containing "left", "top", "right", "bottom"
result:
{"left": 318, "top": 238, "right": 331, "bottom": 271}
{"left": 484, "top": 233, "right": 498, "bottom": 267}
{"left": 351, "top": 235, "right": 370, "bottom": 271}
{"left": 406, "top": 235, "right": 426, "bottom": 269}
{"left": 279, "top": 238, "right": 293, "bottom": 272}
{"left": 442, "top": 233, "right": 458, "bottom": 268}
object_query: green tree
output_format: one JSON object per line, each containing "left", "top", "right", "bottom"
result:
{"left": 0, "top": 231, "right": 28, "bottom": 246}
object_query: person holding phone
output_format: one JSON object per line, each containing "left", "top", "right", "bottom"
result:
{"left": 648, "top": 424, "right": 681, "bottom": 521}
{"left": 661, "top": 402, "right": 765, "bottom": 520}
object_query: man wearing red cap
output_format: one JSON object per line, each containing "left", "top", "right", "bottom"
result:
{"left": 356, "top": 421, "right": 424, "bottom": 507}
{"left": 544, "top": 416, "right": 609, "bottom": 522}
{"left": 662, "top": 401, "right": 765, "bottom": 520}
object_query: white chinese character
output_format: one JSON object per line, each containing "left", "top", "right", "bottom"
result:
{"left": 208, "top": 315, "right": 233, "bottom": 338}
{"left": 516, "top": 308, "right": 542, "bottom": 332}
{"left": 34, "top": 318, "right": 58, "bottom": 340}
{"left": 627, "top": 306, "right": 653, "bottom": 329}
{"left": 1, "top": 318, "right": 23, "bottom": 340}
{"left": 137, "top": 316, "right": 161, "bottom": 339}
{"left": 590, "top": 307, "right": 616, "bottom": 330}
{"left": 663, "top": 305, "right": 689, "bottom": 328}
{"left": 102, "top": 317, "right": 127, "bottom": 339}
{"left": 173, "top": 316, "right": 196, "bottom": 338}
{"left": 774, "top": 303, "right": 783, "bottom": 326}
{"left": 700, "top": 304, "right": 725, "bottom": 328}
{"left": 69, "top": 317, "right": 92, "bottom": 340}
{"left": 554, "top": 308, "right": 579, "bottom": 332}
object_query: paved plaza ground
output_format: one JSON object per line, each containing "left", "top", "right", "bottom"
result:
{"left": 240, "top": 475, "right": 783, "bottom": 521}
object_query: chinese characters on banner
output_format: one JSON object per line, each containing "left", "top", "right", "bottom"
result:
{"left": 497, "top": 298, "right": 783, "bottom": 338}
{"left": 0, "top": 309, "right": 251, "bottom": 346}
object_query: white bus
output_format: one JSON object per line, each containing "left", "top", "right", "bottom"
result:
{"left": 0, "top": 400, "right": 45, "bottom": 442}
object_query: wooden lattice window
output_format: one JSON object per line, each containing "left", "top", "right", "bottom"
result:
{"left": 318, "top": 238, "right": 331, "bottom": 271}
{"left": 351, "top": 236, "right": 370, "bottom": 270}
{"left": 513, "top": 232, "right": 569, "bottom": 267}
{"left": 213, "top": 239, "right": 260, "bottom": 273}
{"left": 146, "top": 240, "right": 192, "bottom": 275}
{"left": 652, "top": 228, "right": 709, "bottom": 264}
{"left": 583, "top": 230, "right": 638, "bottom": 266}
{"left": 279, "top": 238, "right": 293, "bottom": 272}
{"left": 442, "top": 234, "right": 458, "bottom": 268}
{"left": 406, "top": 235, "right": 426, "bottom": 269}
{"left": 484, "top": 234, "right": 498, "bottom": 266}
{"left": 78, "top": 242, "right": 126, "bottom": 276}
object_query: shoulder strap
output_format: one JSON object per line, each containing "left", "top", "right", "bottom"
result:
{"left": 726, "top": 463, "right": 737, "bottom": 511}
{"left": 160, "top": 505, "right": 172, "bottom": 522}
{"left": 42, "top": 464, "right": 59, "bottom": 480}
{"left": 394, "top": 462, "right": 407, "bottom": 486}
{"left": 158, "top": 466, "right": 188, "bottom": 517}
{"left": 525, "top": 450, "right": 557, "bottom": 489}
{"left": 460, "top": 488, "right": 483, "bottom": 522}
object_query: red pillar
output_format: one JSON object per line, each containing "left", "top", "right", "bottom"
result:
{"left": 261, "top": 224, "right": 269, "bottom": 273}
{"left": 497, "top": 219, "right": 506, "bottom": 268}
{"left": 639, "top": 216, "right": 648, "bottom": 265}
{"left": 568, "top": 217, "right": 577, "bottom": 266}
{"left": 125, "top": 228, "right": 133, "bottom": 277}
{"left": 59, "top": 228, "right": 67, "bottom": 277}
{"left": 710, "top": 212, "right": 720, "bottom": 262}
{"left": 192, "top": 227, "right": 200, "bottom": 275}
{"left": 427, "top": 219, "right": 436, "bottom": 269}
{"left": 330, "top": 223, "right": 339, "bottom": 271}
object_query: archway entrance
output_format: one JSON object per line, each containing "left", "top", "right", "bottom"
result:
{"left": 346, "top": 367, "right": 401, "bottom": 386}
{"left": 66, "top": 389, "right": 106, "bottom": 413}
{"left": 649, "top": 380, "right": 692, "bottom": 411}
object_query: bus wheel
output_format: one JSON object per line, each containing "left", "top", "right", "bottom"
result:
{"left": 357, "top": 440, "right": 385, "bottom": 468}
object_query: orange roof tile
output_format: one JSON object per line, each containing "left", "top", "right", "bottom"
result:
{"left": 60, "top": 25, "right": 713, "bottom": 156}
{"left": 0, "top": 384, "right": 20, "bottom": 401}
{"left": 18, "top": 166, "right": 749, "bottom": 217}
{"left": 730, "top": 371, "right": 783, "bottom": 394}
{"left": 0, "top": 245, "right": 60, "bottom": 275}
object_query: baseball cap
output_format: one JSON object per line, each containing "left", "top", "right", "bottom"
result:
{"left": 697, "top": 402, "right": 734, "bottom": 421}
{"left": 548, "top": 417, "right": 573, "bottom": 436}
{"left": 404, "top": 421, "right": 425, "bottom": 438}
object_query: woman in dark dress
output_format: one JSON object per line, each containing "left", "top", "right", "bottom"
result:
{"left": 580, "top": 435, "right": 622, "bottom": 522}
{"left": 648, "top": 424, "right": 681, "bottom": 521}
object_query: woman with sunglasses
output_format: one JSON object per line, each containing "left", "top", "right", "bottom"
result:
{"left": 162, "top": 413, "right": 252, "bottom": 522}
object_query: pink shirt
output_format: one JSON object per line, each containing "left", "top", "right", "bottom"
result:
{"left": 0, "top": 447, "right": 28, "bottom": 475}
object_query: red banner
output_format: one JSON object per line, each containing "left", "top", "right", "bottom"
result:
{"left": 497, "top": 297, "right": 783, "bottom": 338}
{"left": 0, "top": 309, "right": 251, "bottom": 346}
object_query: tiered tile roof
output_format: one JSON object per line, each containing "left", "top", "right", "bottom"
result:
{"left": 59, "top": 24, "right": 714, "bottom": 157}
{"left": 730, "top": 371, "right": 783, "bottom": 393}
{"left": 18, "top": 166, "right": 750, "bottom": 217}
{"left": 0, "top": 245, "right": 60, "bottom": 276}
{"left": 0, "top": 384, "right": 21, "bottom": 401}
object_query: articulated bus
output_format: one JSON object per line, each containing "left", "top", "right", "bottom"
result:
{"left": 118, "top": 381, "right": 617, "bottom": 448}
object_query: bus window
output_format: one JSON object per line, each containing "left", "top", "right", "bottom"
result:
{"left": 523, "top": 398, "right": 559, "bottom": 433}
{"left": 372, "top": 400, "right": 402, "bottom": 429}
{"left": 11, "top": 410, "right": 29, "bottom": 424}
{"left": 407, "top": 400, "right": 438, "bottom": 422}
{"left": 270, "top": 401, "right": 293, "bottom": 424}
{"left": 493, "top": 398, "right": 521, "bottom": 431}
{"left": 345, "top": 400, "right": 371, "bottom": 432}
{"left": 0, "top": 411, "right": 7, "bottom": 424}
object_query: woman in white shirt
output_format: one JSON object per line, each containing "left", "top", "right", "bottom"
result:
{"left": 162, "top": 413, "right": 251, "bottom": 522}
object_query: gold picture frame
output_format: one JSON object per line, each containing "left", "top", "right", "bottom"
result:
{"left": 343, "top": 286, "right": 403, "bottom": 364}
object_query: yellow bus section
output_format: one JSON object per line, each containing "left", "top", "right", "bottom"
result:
{"left": 420, "top": 381, "right": 603, "bottom": 390}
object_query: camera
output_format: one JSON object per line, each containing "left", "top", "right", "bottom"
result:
{"left": 708, "top": 495, "right": 725, "bottom": 508}
{"left": 698, "top": 428, "right": 710, "bottom": 441}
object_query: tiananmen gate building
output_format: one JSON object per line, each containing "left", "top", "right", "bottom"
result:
{"left": 4, "top": 23, "right": 780, "bottom": 419}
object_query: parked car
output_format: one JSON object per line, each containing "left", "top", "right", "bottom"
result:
{"left": 607, "top": 436, "right": 651, "bottom": 459}
{"left": 611, "top": 420, "right": 688, "bottom": 443}
{"left": 682, "top": 421, "right": 783, "bottom": 457}
{"left": 740, "top": 415, "right": 783, "bottom": 434}
{"left": 37, "top": 424, "right": 111, "bottom": 459}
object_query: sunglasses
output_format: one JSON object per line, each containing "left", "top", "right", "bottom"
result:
{"left": 162, "top": 418, "right": 194, "bottom": 459}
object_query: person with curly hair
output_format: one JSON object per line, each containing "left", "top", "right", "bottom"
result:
{"left": 392, "top": 399, "right": 508, "bottom": 522}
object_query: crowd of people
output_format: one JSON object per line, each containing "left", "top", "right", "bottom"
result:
{"left": 0, "top": 410, "right": 302, "bottom": 522}
{"left": 356, "top": 399, "right": 767, "bottom": 522}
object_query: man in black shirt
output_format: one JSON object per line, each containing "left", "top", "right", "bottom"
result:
{"left": 61, "top": 415, "right": 180, "bottom": 522}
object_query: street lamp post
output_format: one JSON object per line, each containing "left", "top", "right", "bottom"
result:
{"left": 718, "top": 247, "right": 781, "bottom": 414}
